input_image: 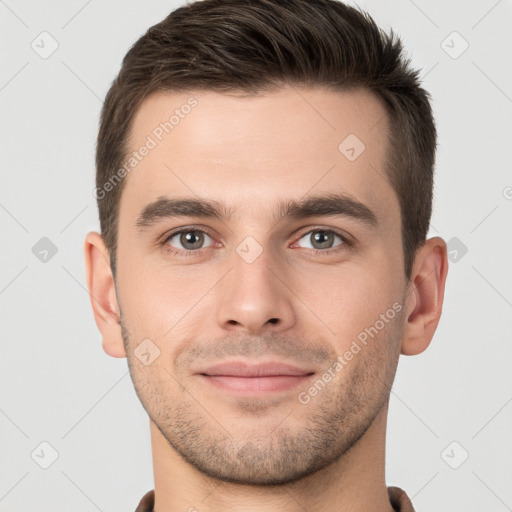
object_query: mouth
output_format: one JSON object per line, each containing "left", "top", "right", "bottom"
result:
{"left": 197, "top": 361, "right": 315, "bottom": 394}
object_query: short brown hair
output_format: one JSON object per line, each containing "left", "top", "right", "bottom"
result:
{"left": 95, "top": 0, "right": 436, "bottom": 279}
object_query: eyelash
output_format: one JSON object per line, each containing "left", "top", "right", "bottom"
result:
{"left": 161, "top": 226, "right": 353, "bottom": 258}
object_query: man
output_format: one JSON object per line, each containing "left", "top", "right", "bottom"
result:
{"left": 84, "top": 0, "right": 448, "bottom": 510}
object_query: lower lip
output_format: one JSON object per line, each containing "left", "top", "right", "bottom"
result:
{"left": 200, "top": 374, "right": 314, "bottom": 393}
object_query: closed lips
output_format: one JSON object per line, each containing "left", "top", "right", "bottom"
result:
{"left": 199, "top": 362, "right": 315, "bottom": 377}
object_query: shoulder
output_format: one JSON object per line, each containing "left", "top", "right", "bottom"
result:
{"left": 135, "top": 489, "right": 155, "bottom": 512}
{"left": 388, "top": 486, "right": 415, "bottom": 512}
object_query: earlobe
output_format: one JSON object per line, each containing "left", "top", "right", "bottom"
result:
{"left": 401, "top": 237, "right": 449, "bottom": 356}
{"left": 84, "top": 232, "right": 127, "bottom": 358}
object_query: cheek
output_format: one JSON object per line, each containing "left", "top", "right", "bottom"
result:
{"left": 117, "top": 262, "right": 218, "bottom": 341}
{"left": 290, "top": 259, "right": 401, "bottom": 342}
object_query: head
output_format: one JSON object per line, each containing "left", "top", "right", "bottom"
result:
{"left": 86, "top": 0, "right": 447, "bottom": 486}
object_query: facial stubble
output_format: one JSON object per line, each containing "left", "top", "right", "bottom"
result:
{"left": 121, "top": 303, "right": 404, "bottom": 486}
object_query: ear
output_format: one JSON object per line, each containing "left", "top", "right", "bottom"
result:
{"left": 84, "top": 231, "right": 126, "bottom": 358}
{"left": 401, "top": 236, "right": 449, "bottom": 356}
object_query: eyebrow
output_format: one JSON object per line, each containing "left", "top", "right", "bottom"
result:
{"left": 135, "top": 192, "right": 379, "bottom": 231}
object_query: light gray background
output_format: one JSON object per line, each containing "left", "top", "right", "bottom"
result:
{"left": 1, "top": 1, "right": 511, "bottom": 511}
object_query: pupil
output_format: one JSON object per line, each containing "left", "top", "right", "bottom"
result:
{"left": 313, "top": 231, "right": 332, "bottom": 249}
{"left": 182, "top": 231, "right": 203, "bottom": 249}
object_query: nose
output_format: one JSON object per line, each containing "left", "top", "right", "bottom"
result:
{"left": 215, "top": 244, "right": 296, "bottom": 335}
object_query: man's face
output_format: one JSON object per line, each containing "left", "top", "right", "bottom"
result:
{"left": 115, "top": 86, "right": 408, "bottom": 484}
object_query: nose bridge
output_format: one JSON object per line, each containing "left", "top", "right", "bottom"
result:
{"left": 215, "top": 235, "right": 295, "bottom": 333}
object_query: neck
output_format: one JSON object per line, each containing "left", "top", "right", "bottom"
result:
{"left": 150, "top": 402, "right": 394, "bottom": 512}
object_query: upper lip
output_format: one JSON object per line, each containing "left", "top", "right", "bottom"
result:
{"left": 198, "top": 361, "right": 315, "bottom": 377}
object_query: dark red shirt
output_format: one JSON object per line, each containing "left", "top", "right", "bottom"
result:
{"left": 135, "top": 486, "right": 415, "bottom": 511}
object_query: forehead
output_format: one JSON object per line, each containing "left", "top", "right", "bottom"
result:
{"left": 120, "top": 85, "right": 398, "bottom": 229}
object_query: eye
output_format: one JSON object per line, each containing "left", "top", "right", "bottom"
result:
{"left": 294, "top": 228, "right": 350, "bottom": 252}
{"left": 161, "top": 226, "right": 351, "bottom": 258}
{"left": 164, "top": 229, "right": 215, "bottom": 253}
